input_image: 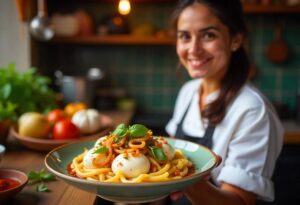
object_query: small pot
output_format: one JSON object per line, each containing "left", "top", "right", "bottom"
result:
{"left": 55, "top": 68, "right": 106, "bottom": 107}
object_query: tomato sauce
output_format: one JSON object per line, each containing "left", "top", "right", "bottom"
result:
{"left": 67, "top": 163, "right": 76, "bottom": 177}
{"left": 0, "top": 178, "right": 21, "bottom": 191}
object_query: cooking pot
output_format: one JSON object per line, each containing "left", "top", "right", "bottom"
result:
{"left": 55, "top": 68, "right": 105, "bottom": 107}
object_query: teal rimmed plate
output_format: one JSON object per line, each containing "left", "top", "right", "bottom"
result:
{"left": 45, "top": 137, "right": 221, "bottom": 204}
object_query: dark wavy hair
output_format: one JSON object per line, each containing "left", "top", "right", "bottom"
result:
{"left": 172, "top": 0, "right": 250, "bottom": 125}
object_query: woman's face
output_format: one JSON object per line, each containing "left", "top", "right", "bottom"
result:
{"left": 176, "top": 3, "right": 241, "bottom": 82}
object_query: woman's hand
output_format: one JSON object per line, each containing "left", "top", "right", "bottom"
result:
{"left": 170, "top": 191, "right": 184, "bottom": 201}
{"left": 170, "top": 173, "right": 211, "bottom": 201}
{"left": 170, "top": 174, "right": 256, "bottom": 205}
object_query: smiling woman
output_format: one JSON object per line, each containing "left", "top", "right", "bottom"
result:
{"left": 165, "top": 0, "right": 284, "bottom": 205}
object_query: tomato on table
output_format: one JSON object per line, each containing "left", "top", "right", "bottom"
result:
{"left": 47, "top": 109, "right": 66, "bottom": 124}
{"left": 52, "top": 119, "right": 80, "bottom": 139}
{"left": 64, "top": 102, "right": 87, "bottom": 118}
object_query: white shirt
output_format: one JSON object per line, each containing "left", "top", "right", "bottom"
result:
{"left": 166, "top": 79, "right": 284, "bottom": 201}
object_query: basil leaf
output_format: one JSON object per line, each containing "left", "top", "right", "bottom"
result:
{"left": 93, "top": 147, "right": 109, "bottom": 154}
{"left": 28, "top": 171, "right": 40, "bottom": 180}
{"left": 129, "top": 124, "right": 148, "bottom": 138}
{"left": 36, "top": 183, "right": 50, "bottom": 192}
{"left": 27, "top": 169, "right": 56, "bottom": 191}
{"left": 149, "top": 146, "right": 167, "bottom": 161}
{"left": 112, "top": 123, "right": 128, "bottom": 137}
{"left": 40, "top": 173, "right": 56, "bottom": 182}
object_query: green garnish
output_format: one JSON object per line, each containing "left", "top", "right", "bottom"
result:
{"left": 112, "top": 123, "right": 149, "bottom": 138}
{"left": 113, "top": 137, "right": 122, "bottom": 143}
{"left": 27, "top": 169, "right": 56, "bottom": 192}
{"left": 129, "top": 124, "right": 149, "bottom": 138}
{"left": 112, "top": 123, "right": 128, "bottom": 137}
{"left": 149, "top": 146, "right": 167, "bottom": 161}
{"left": 93, "top": 147, "right": 109, "bottom": 154}
{"left": 36, "top": 183, "right": 50, "bottom": 192}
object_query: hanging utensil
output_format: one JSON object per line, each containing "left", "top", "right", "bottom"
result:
{"left": 15, "top": 0, "right": 29, "bottom": 22}
{"left": 265, "top": 22, "right": 289, "bottom": 64}
{"left": 30, "top": 0, "right": 54, "bottom": 41}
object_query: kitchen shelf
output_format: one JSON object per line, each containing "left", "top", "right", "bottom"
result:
{"left": 50, "top": 35, "right": 176, "bottom": 45}
{"left": 44, "top": 3, "right": 300, "bottom": 46}
{"left": 243, "top": 4, "right": 300, "bottom": 13}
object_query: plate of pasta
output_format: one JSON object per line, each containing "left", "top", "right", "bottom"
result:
{"left": 45, "top": 123, "right": 221, "bottom": 203}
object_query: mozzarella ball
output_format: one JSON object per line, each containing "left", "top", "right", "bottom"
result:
{"left": 157, "top": 138, "right": 175, "bottom": 160}
{"left": 112, "top": 153, "right": 150, "bottom": 178}
{"left": 83, "top": 148, "right": 107, "bottom": 168}
{"left": 94, "top": 136, "right": 107, "bottom": 147}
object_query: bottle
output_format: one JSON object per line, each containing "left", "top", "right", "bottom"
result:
{"left": 296, "top": 88, "right": 300, "bottom": 124}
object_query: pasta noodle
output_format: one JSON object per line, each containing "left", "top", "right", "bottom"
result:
{"left": 69, "top": 124, "right": 194, "bottom": 183}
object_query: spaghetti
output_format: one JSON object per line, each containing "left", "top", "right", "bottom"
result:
{"left": 69, "top": 124, "right": 194, "bottom": 183}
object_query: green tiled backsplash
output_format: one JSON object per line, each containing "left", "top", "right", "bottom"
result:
{"left": 49, "top": 4, "right": 300, "bottom": 115}
{"left": 247, "top": 15, "right": 300, "bottom": 114}
{"left": 110, "top": 15, "right": 299, "bottom": 114}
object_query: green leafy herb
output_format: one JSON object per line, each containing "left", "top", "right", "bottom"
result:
{"left": 0, "top": 63, "right": 57, "bottom": 121}
{"left": 149, "top": 146, "right": 167, "bottom": 161}
{"left": 93, "top": 147, "right": 109, "bottom": 154}
{"left": 112, "top": 123, "right": 128, "bottom": 137}
{"left": 129, "top": 124, "right": 148, "bottom": 138}
{"left": 0, "top": 102, "right": 17, "bottom": 121}
{"left": 36, "top": 183, "right": 50, "bottom": 192}
{"left": 113, "top": 137, "right": 122, "bottom": 143}
{"left": 27, "top": 169, "right": 56, "bottom": 192}
{"left": 112, "top": 123, "right": 149, "bottom": 138}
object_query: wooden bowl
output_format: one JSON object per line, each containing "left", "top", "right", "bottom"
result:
{"left": 0, "top": 169, "right": 28, "bottom": 202}
{"left": 10, "top": 114, "right": 113, "bottom": 152}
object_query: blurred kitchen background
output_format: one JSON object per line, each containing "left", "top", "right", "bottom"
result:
{"left": 1, "top": 0, "right": 300, "bottom": 204}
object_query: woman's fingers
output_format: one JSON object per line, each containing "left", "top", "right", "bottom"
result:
{"left": 170, "top": 191, "right": 184, "bottom": 201}
{"left": 203, "top": 173, "right": 211, "bottom": 181}
{"left": 170, "top": 174, "right": 210, "bottom": 201}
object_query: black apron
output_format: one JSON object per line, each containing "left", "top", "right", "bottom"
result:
{"left": 171, "top": 98, "right": 215, "bottom": 205}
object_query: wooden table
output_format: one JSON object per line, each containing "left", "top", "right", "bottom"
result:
{"left": 1, "top": 110, "right": 133, "bottom": 205}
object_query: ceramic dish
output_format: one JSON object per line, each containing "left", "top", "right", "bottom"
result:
{"left": 45, "top": 137, "right": 221, "bottom": 203}
{"left": 0, "top": 169, "right": 28, "bottom": 202}
{"left": 10, "top": 114, "right": 113, "bottom": 152}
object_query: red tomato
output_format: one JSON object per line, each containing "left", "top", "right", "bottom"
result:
{"left": 52, "top": 119, "right": 80, "bottom": 139}
{"left": 47, "top": 109, "right": 66, "bottom": 124}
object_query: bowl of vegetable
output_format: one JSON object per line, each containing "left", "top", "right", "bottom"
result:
{"left": 10, "top": 106, "right": 113, "bottom": 152}
{"left": 10, "top": 113, "right": 113, "bottom": 152}
{"left": 45, "top": 124, "right": 222, "bottom": 203}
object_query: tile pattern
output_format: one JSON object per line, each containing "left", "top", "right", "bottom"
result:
{"left": 247, "top": 15, "right": 300, "bottom": 113}
{"left": 49, "top": 4, "right": 300, "bottom": 114}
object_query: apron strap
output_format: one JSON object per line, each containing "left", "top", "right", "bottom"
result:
{"left": 175, "top": 94, "right": 215, "bottom": 148}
